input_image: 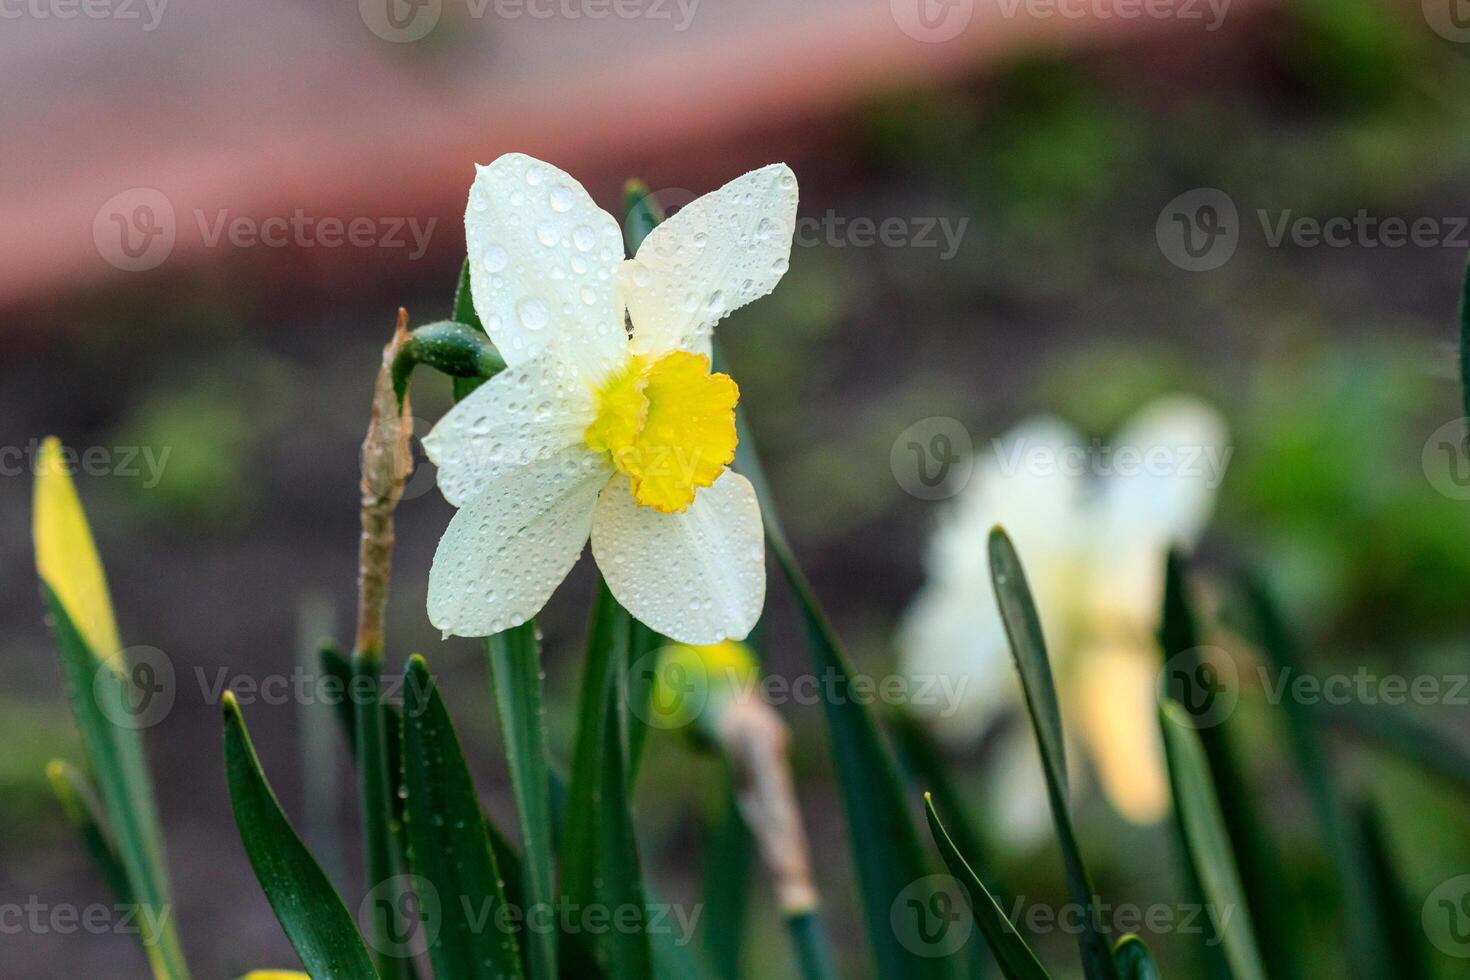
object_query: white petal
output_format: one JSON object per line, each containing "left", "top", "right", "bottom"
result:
{"left": 622, "top": 164, "right": 798, "bottom": 359}
{"left": 1085, "top": 395, "right": 1229, "bottom": 627}
{"left": 422, "top": 351, "right": 596, "bottom": 507}
{"left": 896, "top": 580, "right": 1012, "bottom": 744}
{"left": 927, "top": 416, "right": 1088, "bottom": 654}
{"left": 1099, "top": 395, "right": 1229, "bottom": 546}
{"left": 465, "top": 153, "right": 628, "bottom": 379}
{"left": 590, "top": 470, "right": 765, "bottom": 644}
{"left": 428, "top": 450, "right": 610, "bottom": 638}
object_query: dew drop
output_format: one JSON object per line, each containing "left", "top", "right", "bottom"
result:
{"left": 482, "top": 245, "right": 508, "bottom": 273}
{"left": 517, "top": 297, "right": 549, "bottom": 331}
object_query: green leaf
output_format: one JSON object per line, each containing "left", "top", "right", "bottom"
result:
{"left": 987, "top": 528, "right": 1118, "bottom": 980}
{"left": 560, "top": 579, "right": 653, "bottom": 979}
{"left": 1112, "top": 935, "right": 1160, "bottom": 980}
{"left": 721, "top": 356, "right": 951, "bottom": 979}
{"left": 41, "top": 588, "right": 190, "bottom": 980}
{"left": 452, "top": 257, "right": 489, "bottom": 401}
{"left": 701, "top": 789, "right": 753, "bottom": 980}
{"left": 1354, "top": 799, "right": 1431, "bottom": 979}
{"left": 893, "top": 711, "right": 997, "bottom": 978}
{"left": 1161, "top": 553, "right": 1296, "bottom": 979}
{"left": 1158, "top": 700, "right": 1266, "bottom": 980}
{"left": 485, "top": 623, "right": 557, "bottom": 980}
{"left": 765, "top": 537, "right": 956, "bottom": 980}
{"left": 47, "top": 759, "right": 134, "bottom": 908}
{"left": 1321, "top": 702, "right": 1470, "bottom": 793}
{"left": 222, "top": 693, "right": 380, "bottom": 980}
{"left": 326, "top": 649, "right": 533, "bottom": 974}
{"left": 923, "top": 794, "right": 1048, "bottom": 980}
{"left": 400, "top": 656, "right": 524, "bottom": 980}
{"left": 1231, "top": 573, "right": 1391, "bottom": 978}
{"left": 353, "top": 649, "right": 414, "bottom": 980}
{"left": 625, "top": 618, "right": 662, "bottom": 782}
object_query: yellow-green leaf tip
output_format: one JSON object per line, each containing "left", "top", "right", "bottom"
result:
{"left": 33, "top": 436, "right": 122, "bottom": 664}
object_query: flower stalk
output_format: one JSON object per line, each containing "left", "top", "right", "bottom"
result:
{"left": 354, "top": 309, "right": 417, "bottom": 980}
{"left": 715, "top": 695, "right": 818, "bottom": 915}
{"left": 357, "top": 308, "right": 415, "bottom": 657}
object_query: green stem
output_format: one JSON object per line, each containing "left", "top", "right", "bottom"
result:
{"left": 486, "top": 624, "right": 558, "bottom": 980}
{"left": 391, "top": 319, "right": 506, "bottom": 405}
{"left": 787, "top": 911, "right": 839, "bottom": 980}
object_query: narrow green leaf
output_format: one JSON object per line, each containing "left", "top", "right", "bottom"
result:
{"left": 626, "top": 619, "right": 662, "bottom": 782}
{"left": 1112, "top": 935, "right": 1160, "bottom": 980}
{"left": 893, "top": 710, "right": 997, "bottom": 978}
{"left": 486, "top": 624, "right": 557, "bottom": 980}
{"left": 1232, "top": 573, "right": 1392, "bottom": 978}
{"left": 353, "top": 650, "right": 414, "bottom": 980}
{"left": 1161, "top": 553, "right": 1296, "bottom": 980}
{"left": 560, "top": 579, "right": 653, "bottom": 979}
{"left": 923, "top": 795, "right": 1049, "bottom": 980}
{"left": 1354, "top": 800, "right": 1432, "bottom": 979}
{"left": 1320, "top": 701, "right": 1470, "bottom": 793}
{"left": 222, "top": 693, "right": 380, "bottom": 980}
{"left": 326, "top": 647, "right": 532, "bottom": 974}
{"left": 1158, "top": 700, "right": 1266, "bottom": 980}
{"left": 722, "top": 356, "right": 951, "bottom": 979}
{"left": 41, "top": 588, "right": 190, "bottom": 980}
{"left": 400, "top": 656, "right": 524, "bottom": 980}
{"left": 701, "top": 789, "right": 752, "bottom": 980}
{"left": 452, "top": 257, "right": 489, "bottom": 401}
{"left": 47, "top": 759, "right": 134, "bottom": 908}
{"left": 987, "top": 528, "right": 1118, "bottom": 980}
{"left": 767, "top": 537, "right": 957, "bottom": 980}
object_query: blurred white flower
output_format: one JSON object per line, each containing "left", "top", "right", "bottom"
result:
{"left": 424, "top": 153, "right": 799, "bottom": 645}
{"left": 898, "top": 396, "right": 1230, "bottom": 833}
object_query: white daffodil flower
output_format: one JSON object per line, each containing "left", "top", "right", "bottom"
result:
{"left": 898, "top": 396, "right": 1230, "bottom": 834}
{"left": 423, "top": 153, "right": 798, "bottom": 645}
